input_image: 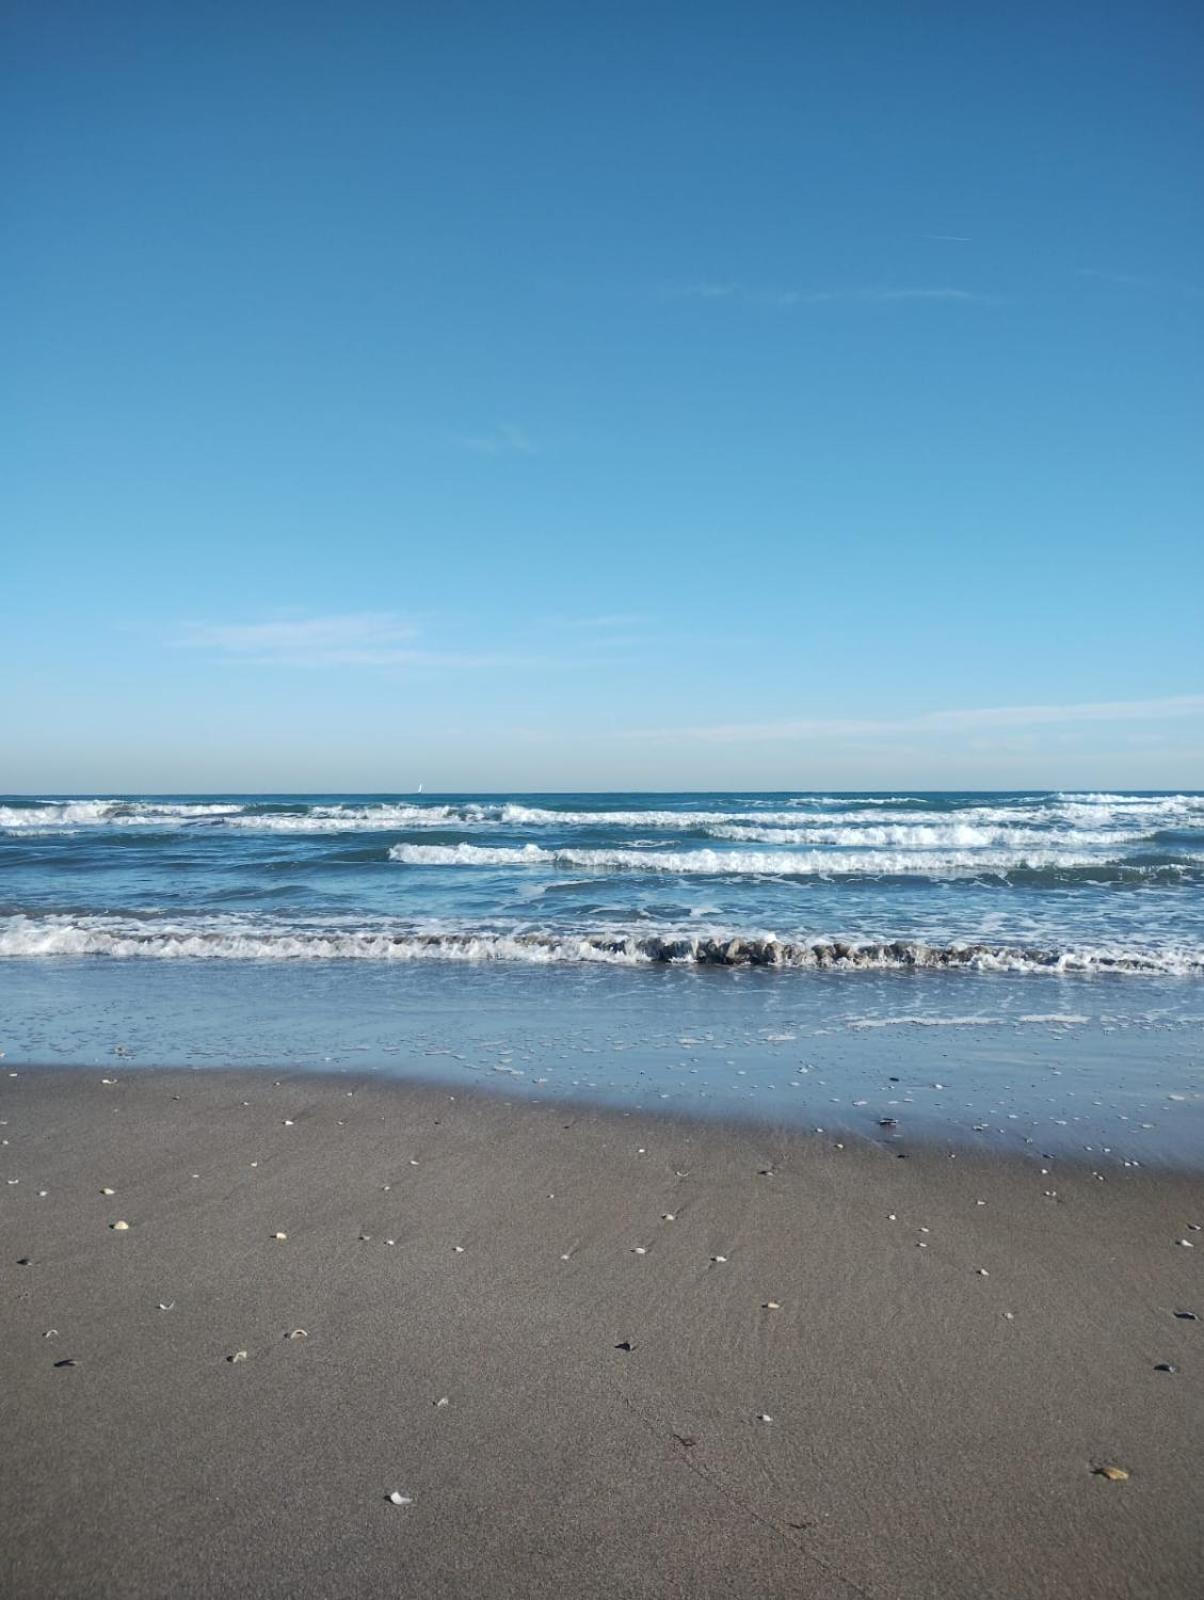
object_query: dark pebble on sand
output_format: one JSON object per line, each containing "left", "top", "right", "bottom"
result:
{"left": 615, "top": 1340, "right": 634, "bottom": 1352}
{"left": 1173, "top": 1310, "right": 1198, "bottom": 1320}
{"left": 54, "top": 1358, "right": 79, "bottom": 1368}
{"left": 1154, "top": 1362, "right": 1178, "bottom": 1373}
{"left": 17, "top": 1257, "right": 32, "bottom": 1266}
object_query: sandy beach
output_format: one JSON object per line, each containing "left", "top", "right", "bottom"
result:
{"left": 2, "top": 1065, "right": 1201, "bottom": 1599}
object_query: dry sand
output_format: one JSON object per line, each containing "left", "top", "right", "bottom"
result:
{"left": 2, "top": 1066, "right": 1201, "bottom": 1598}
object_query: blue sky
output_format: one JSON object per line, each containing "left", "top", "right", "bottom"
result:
{"left": 4, "top": 0, "right": 1202, "bottom": 791}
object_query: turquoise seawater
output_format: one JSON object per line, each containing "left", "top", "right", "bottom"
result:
{"left": 2, "top": 792, "right": 1202, "bottom": 1159}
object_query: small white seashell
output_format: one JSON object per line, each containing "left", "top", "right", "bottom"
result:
{"left": 452, "top": 1245, "right": 464, "bottom": 1253}
{"left": 100, "top": 1187, "right": 115, "bottom": 1195}
{"left": 662, "top": 1213, "right": 676, "bottom": 1222}
{"left": 158, "top": 1301, "right": 175, "bottom": 1311}
{"left": 1003, "top": 1311, "right": 1015, "bottom": 1320}
{"left": 434, "top": 1396, "right": 449, "bottom": 1407}
{"left": 227, "top": 1350, "right": 248, "bottom": 1363}
{"left": 285, "top": 1328, "right": 308, "bottom": 1339}
{"left": 1178, "top": 1239, "right": 1194, "bottom": 1248}
{"left": 763, "top": 1301, "right": 782, "bottom": 1310}
{"left": 282, "top": 1119, "right": 294, "bottom": 1126}
{"left": 976, "top": 1268, "right": 989, "bottom": 1276}
{"left": 887, "top": 1213, "right": 897, "bottom": 1221}
{"left": 110, "top": 1220, "right": 130, "bottom": 1231}
{"left": 385, "top": 1238, "right": 396, "bottom": 1246}
{"left": 271, "top": 1232, "right": 287, "bottom": 1241}
{"left": 711, "top": 1255, "right": 727, "bottom": 1263}
{"left": 387, "top": 1491, "right": 412, "bottom": 1506}
{"left": 757, "top": 1412, "right": 773, "bottom": 1423}
{"left": 632, "top": 1246, "right": 647, "bottom": 1256}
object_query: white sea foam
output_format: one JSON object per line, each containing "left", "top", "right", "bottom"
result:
{"left": 223, "top": 804, "right": 468, "bottom": 831}
{"left": 849, "top": 1012, "right": 1091, "bottom": 1029}
{"left": 702, "top": 823, "right": 1139, "bottom": 849}
{"left": 5, "top": 794, "right": 1198, "bottom": 841}
{"left": 3, "top": 914, "right": 1197, "bottom": 975}
{"left": 848, "top": 1016, "right": 1007, "bottom": 1028}
{"left": 386, "top": 841, "right": 1155, "bottom": 877}
{"left": 0, "top": 800, "right": 245, "bottom": 829}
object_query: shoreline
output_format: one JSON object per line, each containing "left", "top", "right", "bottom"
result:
{"left": 3, "top": 1065, "right": 1202, "bottom": 1597}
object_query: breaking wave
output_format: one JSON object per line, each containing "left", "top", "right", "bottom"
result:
{"left": 387, "top": 841, "right": 1195, "bottom": 880}
{"left": 1, "top": 914, "right": 1200, "bottom": 975}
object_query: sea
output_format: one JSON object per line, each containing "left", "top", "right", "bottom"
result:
{"left": 3, "top": 791, "right": 1202, "bottom": 1162}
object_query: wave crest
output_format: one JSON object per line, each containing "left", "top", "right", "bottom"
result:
{"left": 1, "top": 915, "right": 1200, "bottom": 975}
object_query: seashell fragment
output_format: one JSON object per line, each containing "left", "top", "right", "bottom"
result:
{"left": 271, "top": 1232, "right": 287, "bottom": 1241}
{"left": 1093, "top": 1465, "right": 1129, "bottom": 1482}
{"left": 227, "top": 1350, "right": 248, "bottom": 1363}
{"left": 285, "top": 1328, "right": 308, "bottom": 1339}
{"left": 763, "top": 1301, "right": 782, "bottom": 1310}
{"left": 110, "top": 1220, "right": 130, "bottom": 1231}
{"left": 386, "top": 1491, "right": 412, "bottom": 1506}
{"left": 100, "top": 1187, "right": 115, "bottom": 1196}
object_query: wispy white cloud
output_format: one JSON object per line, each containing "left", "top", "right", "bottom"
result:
{"left": 557, "top": 612, "right": 653, "bottom": 631}
{"left": 669, "top": 283, "right": 990, "bottom": 309}
{"left": 924, "top": 233, "right": 972, "bottom": 243}
{"left": 450, "top": 422, "right": 537, "bottom": 456}
{"left": 632, "top": 694, "right": 1204, "bottom": 743}
{"left": 177, "top": 613, "right": 514, "bottom": 669}
{"left": 1076, "top": 267, "right": 1200, "bottom": 296}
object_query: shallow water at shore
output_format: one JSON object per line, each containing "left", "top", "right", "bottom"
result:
{"left": 5, "top": 958, "right": 1202, "bottom": 1164}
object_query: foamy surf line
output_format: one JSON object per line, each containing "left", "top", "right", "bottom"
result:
{"left": 4, "top": 793, "right": 1203, "bottom": 835}
{"left": 847, "top": 1013, "right": 1091, "bottom": 1029}
{"left": 1, "top": 916, "right": 1201, "bottom": 975}
{"left": 387, "top": 841, "right": 1194, "bottom": 878}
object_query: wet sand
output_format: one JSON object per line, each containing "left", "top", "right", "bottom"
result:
{"left": 2, "top": 1066, "right": 1201, "bottom": 1598}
